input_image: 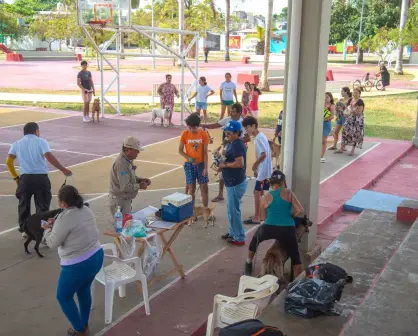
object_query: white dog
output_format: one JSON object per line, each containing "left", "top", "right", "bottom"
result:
{"left": 151, "top": 106, "right": 171, "bottom": 127}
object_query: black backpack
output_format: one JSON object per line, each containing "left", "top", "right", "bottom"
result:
{"left": 306, "top": 262, "right": 353, "bottom": 284}
{"left": 220, "top": 319, "right": 285, "bottom": 336}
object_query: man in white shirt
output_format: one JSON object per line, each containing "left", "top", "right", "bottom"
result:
{"left": 219, "top": 72, "right": 238, "bottom": 120}
{"left": 201, "top": 103, "right": 250, "bottom": 202}
{"left": 242, "top": 116, "right": 273, "bottom": 224}
{"left": 6, "top": 122, "right": 72, "bottom": 234}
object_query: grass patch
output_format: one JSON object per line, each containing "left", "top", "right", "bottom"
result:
{"left": 2, "top": 92, "right": 415, "bottom": 140}
{"left": 0, "top": 87, "right": 284, "bottom": 95}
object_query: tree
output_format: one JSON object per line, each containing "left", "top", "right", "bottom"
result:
{"left": 4, "top": 0, "right": 60, "bottom": 18}
{"left": 277, "top": 7, "right": 288, "bottom": 20}
{"left": 400, "top": 2, "right": 418, "bottom": 46}
{"left": 0, "top": 5, "right": 21, "bottom": 38}
{"left": 243, "top": 25, "right": 281, "bottom": 55}
{"left": 329, "top": 0, "right": 402, "bottom": 63}
{"left": 224, "top": 0, "right": 231, "bottom": 61}
{"left": 360, "top": 27, "right": 398, "bottom": 62}
{"left": 259, "top": 0, "right": 274, "bottom": 92}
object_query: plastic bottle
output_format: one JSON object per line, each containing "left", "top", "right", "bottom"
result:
{"left": 114, "top": 206, "right": 123, "bottom": 233}
{"left": 312, "top": 265, "right": 321, "bottom": 279}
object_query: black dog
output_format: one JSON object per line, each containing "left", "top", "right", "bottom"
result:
{"left": 23, "top": 202, "right": 90, "bottom": 258}
{"left": 23, "top": 208, "right": 63, "bottom": 258}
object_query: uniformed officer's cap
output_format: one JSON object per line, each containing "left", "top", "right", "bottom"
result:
{"left": 123, "top": 136, "right": 144, "bottom": 151}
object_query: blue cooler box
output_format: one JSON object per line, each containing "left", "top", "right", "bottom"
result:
{"left": 161, "top": 193, "right": 193, "bottom": 222}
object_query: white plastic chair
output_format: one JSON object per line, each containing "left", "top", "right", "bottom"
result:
{"left": 206, "top": 275, "right": 279, "bottom": 336}
{"left": 92, "top": 243, "right": 150, "bottom": 324}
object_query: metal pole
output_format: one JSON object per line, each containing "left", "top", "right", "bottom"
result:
{"left": 413, "top": 96, "right": 418, "bottom": 148}
{"left": 179, "top": 0, "right": 185, "bottom": 125}
{"left": 116, "top": 29, "right": 121, "bottom": 115}
{"left": 195, "top": 35, "right": 199, "bottom": 90}
{"left": 343, "top": 39, "right": 347, "bottom": 61}
{"left": 100, "top": 54, "right": 105, "bottom": 118}
{"left": 152, "top": 0, "right": 156, "bottom": 69}
{"left": 356, "top": 0, "right": 365, "bottom": 65}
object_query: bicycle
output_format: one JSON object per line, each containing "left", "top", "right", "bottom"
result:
{"left": 352, "top": 73, "right": 384, "bottom": 92}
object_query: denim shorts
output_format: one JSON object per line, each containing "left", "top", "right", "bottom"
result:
{"left": 255, "top": 179, "right": 270, "bottom": 191}
{"left": 196, "top": 102, "right": 208, "bottom": 110}
{"left": 336, "top": 115, "right": 345, "bottom": 126}
{"left": 184, "top": 162, "right": 209, "bottom": 185}
{"left": 323, "top": 121, "right": 331, "bottom": 137}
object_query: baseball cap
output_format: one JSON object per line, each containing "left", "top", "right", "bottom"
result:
{"left": 123, "top": 136, "right": 144, "bottom": 151}
{"left": 224, "top": 120, "right": 242, "bottom": 132}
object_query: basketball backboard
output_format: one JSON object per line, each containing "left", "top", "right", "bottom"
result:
{"left": 77, "top": 0, "right": 131, "bottom": 27}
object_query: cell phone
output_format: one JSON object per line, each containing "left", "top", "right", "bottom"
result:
{"left": 41, "top": 220, "right": 48, "bottom": 226}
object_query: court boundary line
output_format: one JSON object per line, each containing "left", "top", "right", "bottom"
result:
{"left": 0, "top": 143, "right": 105, "bottom": 158}
{"left": 0, "top": 135, "right": 181, "bottom": 175}
{"left": 0, "top": 115, "right": 75, "bottom": 129}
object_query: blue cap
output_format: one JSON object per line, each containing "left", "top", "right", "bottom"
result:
{"left": 224, "top": 120, "right": 242, "bottom": 132}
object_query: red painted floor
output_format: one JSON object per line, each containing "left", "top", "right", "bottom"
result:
{"left": 102, "top": 139, "right": 414, "bottom": 336}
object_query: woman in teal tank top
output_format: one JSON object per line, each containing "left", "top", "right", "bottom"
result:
{"left": 245, "top": 170, "right": 304, "bottom": 278}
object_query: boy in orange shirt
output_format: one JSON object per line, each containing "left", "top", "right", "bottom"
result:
{"left": 179, "top": 113, "right": 209, "bottom": 207}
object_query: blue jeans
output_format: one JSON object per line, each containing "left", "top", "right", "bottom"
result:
{"left": 57, "top": 249, "right": 104, "bottom": 332}
{"left": 226, "top": 179, "right": 248, "bottom": 242}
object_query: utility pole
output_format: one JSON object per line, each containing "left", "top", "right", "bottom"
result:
{"left": 356, "top": 0, "right": 365, "bottom": 65}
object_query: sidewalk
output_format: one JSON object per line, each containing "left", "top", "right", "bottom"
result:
{"left": 0, "top": 88, "right": 415, "bottom": 104}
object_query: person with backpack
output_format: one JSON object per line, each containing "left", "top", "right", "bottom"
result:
{"left": 244, "top": 170, "right": 304, "bottom": 277}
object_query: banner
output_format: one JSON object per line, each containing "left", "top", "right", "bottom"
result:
{"left": 229, "top": 35, "right": 241, "bottom": 50}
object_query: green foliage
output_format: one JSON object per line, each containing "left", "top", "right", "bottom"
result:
{"left": 329, "top": 0, "right": 401, "bottom": 45}
{"left": 274, "top": 7, "right": 287, "bottom": 20}
{"left": 4, "top": 0, "right": 60, "bottom": 18}
{"left": 0, "top": 5, "right": 22, "bottom": 37}
{"left": 360, "top": 27, "right": 398, "bottom": 61}
{"left": 401, "top": 3, "right": 418, "bottom": 46}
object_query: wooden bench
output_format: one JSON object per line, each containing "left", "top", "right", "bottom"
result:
{"left": 151, "top": 83, "right": 193, "bottom": 105}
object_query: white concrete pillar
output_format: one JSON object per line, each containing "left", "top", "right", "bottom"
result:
{"left": 282, "top": 0, "right": 332, "bottom": 262}
{"left": 413, "top": 96, "right": 418, "bottom": 148}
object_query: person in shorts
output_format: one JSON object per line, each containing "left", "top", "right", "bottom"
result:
{"left": 179, "top": 113, "right": 209, "bottom": 207}
{"left": 188, "top": 76, "right": 214, "bottom": 123}
{"left": 77, "top": 60, "right": 95, "bottom": 123}
{"left": 219, "top": 72, "right": 238, "bottom": 120}
{"left": 242, "top": 116, "right": 273, "bottom": 224}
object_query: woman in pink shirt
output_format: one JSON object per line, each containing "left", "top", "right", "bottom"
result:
{"left": 248, "top": 83, "right": 262, "bottom": 118}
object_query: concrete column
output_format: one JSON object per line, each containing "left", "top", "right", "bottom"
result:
{"left": 413, "top": 96, "right": 418, "bottom": 148}
{"left": 282, "top": 0, "right": 332, "bottom": 263}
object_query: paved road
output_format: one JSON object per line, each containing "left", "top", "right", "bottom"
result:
{"left": 1, "top": 58, "right": 417, "bottom": 92}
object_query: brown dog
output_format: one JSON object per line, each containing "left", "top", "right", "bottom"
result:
{"left": 91, "top": 98, "right": 100, "bottom": 122}
{"left": 189, "top": 204, "right": 216, "bottom": 228}
{"left": 259, "top": 215, "right": 313, "bottom": 283}
{"left": 269, "top": 139, "right": 281, "bottom": 169}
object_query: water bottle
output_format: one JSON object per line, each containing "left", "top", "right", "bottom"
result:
{"left": 312, "top": 265, "right": 321, "bottom": 279}
{"left": 114, "top": 206, "right": 123, "bottom": 233}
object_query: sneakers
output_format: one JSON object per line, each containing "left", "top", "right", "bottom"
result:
{"left": 83, "top": 116, "right": 91, "bottom": 123}
{"left": 67, "top": 327, "right": 90, "bottom": 335}
{"left": 244, "top": 261, "right": 253, "bottom": 276}
{"left": 320, "top": 158, "right": 326, "bottom": 163}
{"left": 221, "top": 232, "right": 231, "bottom": 240}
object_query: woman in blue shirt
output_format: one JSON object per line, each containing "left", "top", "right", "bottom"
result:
{"left": 218, "top": 120, "right": 248, "bottom": 246}
{"left": 244, "top": 170, "right": 304, "bottom": 277}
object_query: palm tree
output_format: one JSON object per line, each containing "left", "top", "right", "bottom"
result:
{"left": 224, "top": 0, "right": 231, "bottom": 61}
{"left": 395, "top": 0, "right": 409, "bottom": 74}
{"left": 259, "top": 0, "right": 273, "bottom": 91}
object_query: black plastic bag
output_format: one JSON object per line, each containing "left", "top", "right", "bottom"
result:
{"left": 284, "top": 278, "right": 345, "bottom": 318}
{"left": 306, "top": 262, "right": 353, "bottom": 284}
{"left": 219, "top": 319, "right": 285, "bottom": 336}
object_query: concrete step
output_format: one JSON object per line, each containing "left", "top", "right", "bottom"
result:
{"left": 260, "top": 210, "right": 412, "bottom": 336}
{"left": 343, "top": 217, "right": 418, "bottom": 336}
